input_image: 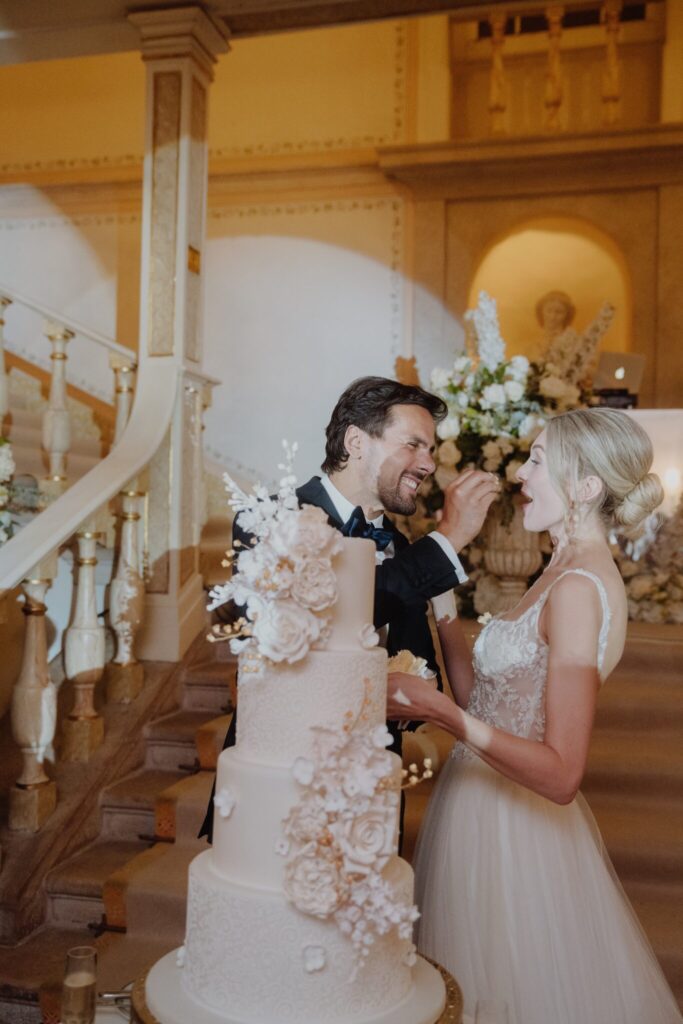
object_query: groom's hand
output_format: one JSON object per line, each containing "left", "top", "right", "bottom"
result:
{"left": 436, "top": 469, "right": 499, "bottom": 553}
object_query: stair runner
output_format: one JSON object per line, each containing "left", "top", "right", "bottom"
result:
{"left": 0, "top": 625, "right": 680, "bottom": 1023}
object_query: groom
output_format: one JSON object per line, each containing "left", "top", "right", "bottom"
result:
{"left": 199, "top": 376, "right": 497, "bottom": 841}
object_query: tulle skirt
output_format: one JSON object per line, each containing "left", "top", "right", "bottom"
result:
{"left": 413, "top": 754, "right": 681, "bottom": 1024}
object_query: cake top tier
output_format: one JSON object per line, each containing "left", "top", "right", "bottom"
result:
{"left": 208, "top": 449, "right": 378, "bottom": 663}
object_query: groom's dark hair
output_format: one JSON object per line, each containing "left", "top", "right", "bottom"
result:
{"left": 321, "top": 376, "right": 447, "bottom": 474}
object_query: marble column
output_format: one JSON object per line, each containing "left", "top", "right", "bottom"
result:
{"left": 128, "top": 7, "right": 229, "bottom": 661}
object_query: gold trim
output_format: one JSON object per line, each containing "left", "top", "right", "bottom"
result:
{"left": 76, "top": 557, "right": 98, "bottom": 566}
{"left": 115, "top": 385, "right": 134, "bottom": 394}
{"left": 22, "top": 602, "right": 47, "bottom": 616}
{"left": 16, "top": 779, "right": 50, "bottom": 791}
{"left": 187, "top": 245, "right": 201, "bottom": 274}
{"left": 49, "top": 351, "right": 68, "bottom": 360}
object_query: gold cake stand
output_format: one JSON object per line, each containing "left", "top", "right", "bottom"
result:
{"left": 131, "top": 956, "right": 463, "bottom": 1024}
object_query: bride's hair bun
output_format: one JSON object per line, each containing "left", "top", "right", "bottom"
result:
{"left": 613, "top": 472, "right": 665, "bottom": 534}
{"left": 545, "top": 408, "right": 664, "bottom": 537}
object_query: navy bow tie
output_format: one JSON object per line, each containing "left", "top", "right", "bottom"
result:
{"left": 341, "top": 506, "right": 393, "bottom": 551}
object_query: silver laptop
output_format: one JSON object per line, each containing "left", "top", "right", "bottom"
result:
{"left": 593, "top": 352, "right": 646, "bottom": 393}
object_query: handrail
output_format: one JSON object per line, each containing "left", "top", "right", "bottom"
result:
{"left": 0, "top": 282, "right": 134, "bottom": 361}
{"left": 0, "top": 355, "right": 215, "bottom": 593}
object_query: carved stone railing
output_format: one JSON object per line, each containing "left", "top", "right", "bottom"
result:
{"left": 0, "top": 287, "right": 217, "bottom": 832}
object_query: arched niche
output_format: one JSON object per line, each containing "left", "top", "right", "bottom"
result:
{"left": 467, "top": 217, "right": 632, "bottom": 364}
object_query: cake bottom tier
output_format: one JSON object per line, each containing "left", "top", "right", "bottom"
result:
{"left": 168, "top": 850, "right": 444, "bottom": 1024}
{"left": 145, "top": 950, "right": 446, "bottom": 1024}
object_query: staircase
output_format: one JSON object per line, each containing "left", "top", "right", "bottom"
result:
{"left": 0, "top": 632, "right": 236, "bottom": 1024}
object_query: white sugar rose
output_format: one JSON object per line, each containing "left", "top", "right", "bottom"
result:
{"left": 284, "top": 847, "right": 346, "bottom": 918}
{"left": 335, "top": 806, "right": 395, "bottom": 876}
{"left": 481, "top": 383, "right": 507, "bottom": 408}
{"left": 284, "top": 794, "right": 329, "bottom": 842}
{"left": 436, "top": 414, "right": 460, "bottom": 441}
{"left": 214, "top": 787, "right": 236, "bottom": 819}
{"left": 504, "top": 379, "right": 524, "bottom": 403}
{"left": 302, "top": 945, "right": 327, "bottom": 973}
{"left": 252, "top": 599, "right": 322, "bottom": 663}
{"left": 358, "top": 624, "right": 380, "bottom": 649}
{"left": 438, "top": 439, "right": 461, "bottom": 468}
{"left": 291, "top": 557, "right": 338, "bottom": 611}
{"left": 269, "top": 505, "right": 342, "bottom": 561}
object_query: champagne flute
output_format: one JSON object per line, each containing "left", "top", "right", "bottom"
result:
{"left": 474, "top": 998, "right": 510, "bottom": 1024}
{"left": 62, "top": 945, "right": 97, "bottom": 1024}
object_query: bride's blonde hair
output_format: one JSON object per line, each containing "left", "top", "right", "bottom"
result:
{"left": 545, "top": 408, "right": 663, "bottom": 537}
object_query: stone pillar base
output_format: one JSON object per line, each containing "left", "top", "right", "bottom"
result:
{"left": 9, "top": 780, "right": 57, "bottom": 832}
{"left": 62, "top": 715, "right": 105, "bottom": 762}
{"left": 106, "top": 661, "right": 145, "bottom": 704}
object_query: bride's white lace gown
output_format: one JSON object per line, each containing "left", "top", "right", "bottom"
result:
{"left": 414, "top": 569, "right": 682, "bottom": 1024}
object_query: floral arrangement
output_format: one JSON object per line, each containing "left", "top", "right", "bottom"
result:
{"left": 207, "top": 442, "right": 343, "bottom": 665}
{"left": 423, "top": 292, "right": 608, "bottom": 531}
{"left": 279, "top": 711, "right": 419, "bottom": 977}
{"left": 612, "top": 498, "right": 683, "bottom": 624}
{"left": 0, "top": 438, "right": 15, "bottom": 544}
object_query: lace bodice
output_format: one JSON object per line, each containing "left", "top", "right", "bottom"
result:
{"left": 453, "top": 569, "right": 610, "bottom": 762}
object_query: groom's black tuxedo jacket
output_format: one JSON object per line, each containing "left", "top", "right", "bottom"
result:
{"left": 198, "top": 475, "right": 460, "bottom": 841}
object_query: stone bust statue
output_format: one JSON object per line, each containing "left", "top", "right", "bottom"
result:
{"left": 535, "top": 289, "right": 576, "bottom": 345}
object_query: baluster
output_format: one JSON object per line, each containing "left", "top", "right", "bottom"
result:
{"left": 544, "top": 5, "right": 565, "bottom": 131}
{"left": 40, "top": 321, "right": 74, "bottom": 503}
{"left": 110, "top": 354, "right": 137, "bottom": 444}
{"left": 488, "top": 11, "right": 508, "bottom": 135}
{"left": 9, "top": 553, "right": 59, "bottom": 832}
{"left": 107, "top": 491, "right": 145, "bottom": 703}
{"left": 602, "top": 0, "right": 623, "bottom": 126}
{"left": 0, "top": 295, "right": 11, "bottom": 420}
{"left": 62, "top": 527, "right": 105, "bottom": 761}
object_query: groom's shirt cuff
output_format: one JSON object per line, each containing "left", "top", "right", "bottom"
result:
{"left": 428, "top": 532, "right": 469, "bottom": 585}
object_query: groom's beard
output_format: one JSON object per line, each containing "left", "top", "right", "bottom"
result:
{"left": 378, "top": 472, "right": 424, "bottom": 516}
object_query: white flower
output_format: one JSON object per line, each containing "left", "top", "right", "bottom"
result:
{"left": 453, "top": 355, "right": 471, "bottom": 374}
{"left": 507, "top": 355, "right": 530, "bottom": 381}
{"left": 284, "top": 847, "right": 346, "bottom": 918}
{"left": 370, "top": 724, "right": 393, "bottom": 749}
{"left": 403, "top": 944, "right": 418, "bottom": 967}
{"left": 274, "top": 837, "right": 290, "bottom": 856}
{"left": 455, "top": 391, "right": 469, "bottom": 410}
{"left": 518, "top": 412, "right": 546, "bottom": 442}
{"left": 302, "top": 945, "right": 327, "bottom": 973}
{"left": 481, "top": 383, "right": 506, "bottom": 408}
{"left": 429, "top": 367, "right": 451, "bottom": 390}
{"left": 335, "top": 805, "right": 395, "bottom": 876}
{"left": 252, "top": 599, "right": 322, "bottom": 664}
{"left": 292, "top": 756, "right": 315, "bottom": 786}
{"left": 505, "top": 460, "right": 523, "bottom": 483}
{"left": 358, "top": 624, "right": 379, "bottom": 649}
{"left": 291, "top": 557, "right": 338, "bottom": 611}
{"left": 436, "top": 414, "right": 460, "bottom": 440}
{"left": 438, "top": 439, "right": 461, "bottom": 468}
{"left": 504, "top": 379, "right": 524, "bottom": 403}
{"left": 176, "top": 945, "right": 186, "bottom": 968}
{"left": 465, "top": 292, "right": 506, "bottom": 371}
{"left": 214, "top": 787, "right": 236, "bottom": 819}
{"left": 269, "top": 505, "right": 342, "bottom": 562}
{"left": 477, "top": 612, "right": 493, "bottom": 625}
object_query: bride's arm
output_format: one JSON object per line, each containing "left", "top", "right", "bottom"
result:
{"left": 388, "top": 574, "right": 603, "bottom": 805}
{"left": 431, "top": 590, "right": 475, "bottom": 708}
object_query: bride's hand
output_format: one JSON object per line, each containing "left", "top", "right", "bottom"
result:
{"left": 387, "top": 671, "right": 440, "bottom": 721}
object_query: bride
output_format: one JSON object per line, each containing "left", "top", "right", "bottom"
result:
{"left": 387, "top": 408, "right": 681, "bottom": 1024}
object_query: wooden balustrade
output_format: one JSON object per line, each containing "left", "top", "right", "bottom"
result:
{"left": 9, "top": 553, "right": 59, "bottom": 832}
{"left": 602, "top": 0, "right": 623, "bottom": 126}
{"left": 0, "top": 296, "right": 10, "bottom": 420}
{"left": 62, "top": 527, "right": 105, "bottom": 761}
{"left": 488, "top": 11, "right": 508, "bottom": 135}
{"left": 41, "top": 321, "right": 74, "bottom": 503}
{"left": 544, "top": 5, "right": 565, "bottom": 131}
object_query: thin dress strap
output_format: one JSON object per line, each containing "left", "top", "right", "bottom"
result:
{"left": 541, "top": 568, "right": 612, "bottom": 682}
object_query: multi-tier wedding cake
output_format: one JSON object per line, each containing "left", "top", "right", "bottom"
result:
{"left": 144, "top": 452, "right": 447, "bottom": 1024}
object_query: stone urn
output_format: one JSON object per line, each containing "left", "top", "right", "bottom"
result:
{"left": 481, "top": 496, "right": 543, "bottom": 613}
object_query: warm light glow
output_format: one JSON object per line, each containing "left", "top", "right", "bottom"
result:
{"left": 615, "top": 366, "right": 626, "bottom": 380}
{"left": 663, "top": 467, "right": 682, "bottom": 504}
{"left": 627, "top": 411, "right": 683, "bottom": 518}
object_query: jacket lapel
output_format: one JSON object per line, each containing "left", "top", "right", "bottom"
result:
{"left": 296, "top": 476, "right": 344, "bottom": 528}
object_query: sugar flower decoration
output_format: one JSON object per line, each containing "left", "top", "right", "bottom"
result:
{"left": 302, "top": 945, "right": 327, "bottom": 973}
{"left": 214, "top": 787, "right": 236, "bottom": 819}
